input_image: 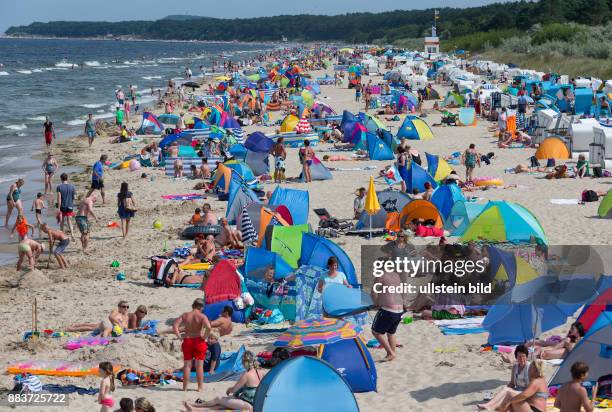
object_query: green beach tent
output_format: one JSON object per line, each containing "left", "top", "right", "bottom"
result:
{"left": 266, "top": 224, "right": 310, "bottom": 268}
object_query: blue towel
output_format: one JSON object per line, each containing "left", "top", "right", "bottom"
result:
{"left": 440, "top": 326, "right": 486, "bottom": 335}
{"left": 42, "top": 384, "right": 98, "bottom": 395}
{"left": 126, "top": 320, "right": 159, "bottom": 336}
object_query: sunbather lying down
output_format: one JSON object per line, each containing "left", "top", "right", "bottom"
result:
{"left": 165, "top": 267, "right": 204, "bottom": 287}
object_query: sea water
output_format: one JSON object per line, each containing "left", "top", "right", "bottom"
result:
{"left": 0, "top": 37, "right": 268, "bottom": 263}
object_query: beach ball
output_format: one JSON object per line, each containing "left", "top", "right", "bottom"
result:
{"left": 152, "top": 220, "right": 162, "bottom": 230}
{"left": 129, "top": 159, "right": 141, "bottom": 171}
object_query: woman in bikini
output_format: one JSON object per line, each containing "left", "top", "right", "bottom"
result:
{"left": 499, "top": 360, "right": 548, "bottom": 412}
{"left": 183, "top": 351, "right": 266, "bottom": 411}
{"left": 531, "top": 322, "right": 585, "bottom": 360}
{"left": 164, "top": 267, "right": 203, "bottom": 287}
{"left": 299, "top": 139, "right": 315, "bottom": 183}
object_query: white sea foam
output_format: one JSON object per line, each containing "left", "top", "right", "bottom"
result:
{"left": 113, "top": 65, "right": 129, "bottom": 68}
{"left": 27, "top": 116, "right": 47, "bottom": 122}
{"left": 17, "top": 70, "right": 32, "bottom": 74}
{"left": 64, "top": 118, "right": 85, "bottom": 126}
{"left": 88, "top": 87, "right": 95, "bottom": 90}
{"left": 55, "top": 62, "right": 75, "bottom": 68}
{"left": 80, "top": 103, "right": 107, "bottom": 109}
{"left": 0, "top": 144, "right": 17, "bottom": 149}
{"left": 4, "top": 124, "right": 27, "bottom": 131}
{"left": 142, "top": 75, "right": 162, "bottom": 80}
{"left": 32, "top": 68, "right": 43, "bottom": 73}
{"left": 0, "top": 174, "right": 23, "bottom": 184}
{"left": 0, "top": 71, "right": 9, "bottom": 76}
{"left": 84, "top": 61, "right": 101, "bottom": 66}
{"left": 94, "top": 112, "right": 114, "bottom": 120}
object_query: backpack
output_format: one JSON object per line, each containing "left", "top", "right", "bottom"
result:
{"left": 581, "top": 190, "right": 599, "bottom": 202}
{"left": 149, "top": 256, "right": 178, "bottom": 286}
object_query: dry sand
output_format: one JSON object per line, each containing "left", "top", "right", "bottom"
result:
{"left": 0, "top": 67, "right": 609, "bottom": 412}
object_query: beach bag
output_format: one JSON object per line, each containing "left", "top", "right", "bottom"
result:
{"left": 149, "top": 256, "right": 178, "bottom": 286}
{"left": 529, "top": 156, "right": 540, "bottom": 168}
{"left": 124, "top": 197, "right": 137, "bottom": 212}
{"left": 581, "top": 190, "right": 599, "bottom": 202}
{"left": 593, "top": 166, "right": 603, "bottom": 178}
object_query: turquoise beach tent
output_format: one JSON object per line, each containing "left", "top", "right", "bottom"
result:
{"left": 269, "top": 187, "right": 309, "bottom": 225}
{"left": 431, "top": 184, "right": 465, "bottom": 220}
{"left": 460, "top": 201, "right": 548, "bottom": 244}
{"left": 444, "top": 201, "right": 486, "bottom": 236}
{"left": 404, "top": 163, "right": 438, "bottom": 193}
{"left": 226, "top": 179, "right": 260, "bottom": 224}
{"left": 244, "top": 247, "right": 294, "bottom": 280}
{"left": 253, "top": 356, "right": 359, "bottom": 412}
{"left": 224, "top": 160, "right": 256, "bottom": 183}
{"left": 366, "top": 132, "right": 394, "bottom": 160}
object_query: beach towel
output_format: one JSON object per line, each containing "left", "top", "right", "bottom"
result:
{"left": 440, "top": 326, "right": 487, "bottom": 335}
{"left": 126, "top": 320, "right": 159, "bottom": 336}
{"left": 549, "top": 199, "right": 580, "bottom": 205}
{"left": 41, "top": 384, "right": 98, "bottom": 395}
{"left": 64, "top": 336, "right": 117, "bottom": 350}
{"left": 433, "top": 317, "right": 485, "bottom": 327}
{"left": 161, "top": 194, "right": 205, "bottom": 201}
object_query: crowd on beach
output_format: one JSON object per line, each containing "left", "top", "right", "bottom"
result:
{"left": 1, "top": 44, "right": 609, "bottom": 412}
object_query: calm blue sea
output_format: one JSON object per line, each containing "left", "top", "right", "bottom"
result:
{"left": 0, "top": 37, "right": 268, "bottom": 262}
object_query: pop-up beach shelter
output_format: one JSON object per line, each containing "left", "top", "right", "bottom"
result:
{"left": 460, "top": 201, "right": 547, "bottom": 244}
{"left": 598, "top": 190, "right": 612, "bottom": 218}
{"left": 224, "top": 160, "right": 256, "bottom": 183}
{"left": 226, "top": 179, "right": 260, "bottom": 224}
{"left": 243, "top": 133, "right": 272, "bottom": 176}
{"left": 264, "top": 224, "right": 310, "bottom": 268}
{"left": 268, "top": 186, "right": 309, "bottom": 225}
{"left": 534, "top": 137, "right": 570, "bottom": 160}
{"left": 399, "top": 200, "right": 443, "bottom": 228}
{"left": 253, "top": 356, "right": 359, "bottom": 412}
{"left": 299, "top": 156, "right": 332, "bottom": 181}
{"left": 426, "top": 152, "right": 452, "bottom": 182}
{"left": 549, "top": 311, "right": 611, "bottom": 385}
{"left": 137, "top": 112, "right": 164, "bottom": 135}
{"left": 212, "top": 164, "right": 243, "bottom": 193}
{"left": 577, "top": 288, "right": 612, "bottom": 331}
{"left": 356, "top": 189, "right": 413, "bottom": 230}
{"left": 320, "top": 337, "right": 377, "bottom": 393}
{"left": 280, "top": 114, "right": 299, "bottom": 132}
{"left": 486, "top": 246, "right": 539, "bottom": 287}
{"left": 444, "top": 201, "right": 486, "bottom": 236}
{"left": 244, "top": 247, "right": 294, "bottom": 280}
{"left": 300, "top": 233, "right": 357, "bottom": 286}
{"left": 430, "top": 184, "right": 465, "bottom": 220}
{"left": 366, "top": 132, "right": 394, "bottom": 160}
{"left": 404, "top": 163, "right": 438, "bottom": 193}
{"left": 322, "top": 283, "right": 374, "bottom": 318}
{"left": 397, "top": 115, "right": 433, "bottom": 140}
{"left": 458, "top": 107, "right": 477, "bottom": 126}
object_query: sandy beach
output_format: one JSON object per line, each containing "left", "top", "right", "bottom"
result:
{"left": 0, "top": 59, "right": 609, "bottom": 412}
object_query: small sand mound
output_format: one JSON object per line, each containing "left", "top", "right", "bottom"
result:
{"left": 17, "top": 269, "right": 51, "bottom": 289}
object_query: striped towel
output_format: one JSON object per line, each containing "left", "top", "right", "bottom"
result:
{"left": 15, "top": 374, "right": 43, "bottom": 392}
{"left": 240, "top": 204, "right": 258, "bottom": 246}
{"left": 228, "top": 128, "right": 245, "bottom": 143}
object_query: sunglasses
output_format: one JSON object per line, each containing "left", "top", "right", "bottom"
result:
{"left": 137, "top": 310, "right": 147, "bottom": 315}
{"left": 120, "top": 305, "right": 129, "bottom": 309}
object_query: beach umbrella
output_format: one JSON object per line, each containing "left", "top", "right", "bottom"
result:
{"left": 483, "top": 276, "right": 582, "bottom": 345}
{"left": 295, "top": 117, "right": 312, "bottom": 134}
{"left": 365, "top": 176, "right": 381, "bottom": 238}
{"left": 274, "top": 317, "right": 362, "bottom": 348}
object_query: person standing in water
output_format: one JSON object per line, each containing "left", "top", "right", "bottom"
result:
{"left": 43, "top": 116, "right": 55, "bottom": 148}
{"left": 42, "top": 153, "right": 58, "bottom": 194}
{"left": 4, "top": 178, "right": 24, "bottom": 227}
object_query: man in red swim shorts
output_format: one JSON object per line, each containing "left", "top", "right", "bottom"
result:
{"left": 43, "top": 116, "right": 55, "bottom": 148}
{"left": 173, "top": 298, "right": 211, "bottom": 392}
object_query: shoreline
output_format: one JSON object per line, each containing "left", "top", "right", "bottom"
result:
{"left": 1, "top": 35, "right": 283, "bottom": 46}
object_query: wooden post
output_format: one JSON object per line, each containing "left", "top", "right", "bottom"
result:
{"left": 32, "top": 298, "right": 38, "bottom": 341}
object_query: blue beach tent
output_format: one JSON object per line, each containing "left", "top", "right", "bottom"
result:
{"left": 431, "top": 184, "right": 465, "bottom": 220}
{"left": 404, "top": 163, "right": 438, "bottom": 193}
{"left": 268, "top": 186, "right": 309, "bottom": 225}
{"left": 444, "top": 201, "right": 487, "bottom": 236}
{"left": 300, "top": 233, "right": 357, "bottom": 286}
{"left": 226, "top": 179, "right": 260, "bottom": 224}
{"left": 253, "top": 356, "right": 359, "bottom": 412}
{"left": 244, "top": 247, "right": 294, "bottom": 281}
{"left": 320, "top": 337, "right": 377, "bottom": 393}
{"left": 322, "top": 283, "right": 374, "bottom": 317}
{"left": 366, "top": 132, "right": 394, "bottom": 161}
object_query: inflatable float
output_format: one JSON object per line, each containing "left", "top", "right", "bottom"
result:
{"left": 7, "top": 360, "right": 120, "bottom": 377}
{"left": 473, "top": 177, "right": 503, "bottom": 187}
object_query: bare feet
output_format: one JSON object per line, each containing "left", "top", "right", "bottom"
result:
{"left": 379, "top": 354, "right": 396, "bottom": 362}
{"left": 183, "top": 401, "right": 193, "bottom": 411}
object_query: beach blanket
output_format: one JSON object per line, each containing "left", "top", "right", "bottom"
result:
{"left": 173, "top": 346, "right": 247, "bottom": 383}
{"left": 440, "top": 326, "right": 487, "bottom": 335}
{"left": 42, "top": 384, "right": 99, "bottom": 395}
{"left": 161, "top": 194, "right": 205, "bottom": 201}
{"left": 549, "top": 199, "right": 580, "bottom": 205}
{"left": 126, "top": 320, "right": 159, "bottom": 336}
{"left": 328, "top": 166, "right": 378, "bottom": 171}
{"left": 434, "top": 317, "right": 485, "bottom": 327}
{"left": 436, "top": 316, "right": 486, "bottom": 335}
{"left": 64, "top": 336, "right": 119, "bottom": 350}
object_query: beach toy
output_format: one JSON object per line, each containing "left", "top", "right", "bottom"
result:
{"left": 152, "top": 219, "right": 163, "bottom": 230}
{"left": 110, "top": 260, "right": 120, "bottom": 268}
{"left": 402, "top": 316, "right": 413, "bottom": 324}
{"left": 119, "top": 160, "right": 131, "bottom": 169}
{"left": 493, "top": 345, "right": 514, "bottom": 353}
{"left": 107, "top": 221, "right": 120, "bottom": 228}
{"left": 112, "top": 325, "right": 123, "bottom": 337}
{"left": 473, "top": 177, "right": 503, "bottom": 187}
{"left": 116, "top": 272, "right": 126, "bottom": 281}
{"left": 129, "top": 159, "right": 141, "bottom": 171}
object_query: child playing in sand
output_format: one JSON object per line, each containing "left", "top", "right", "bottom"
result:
{"left": 190, "top": 208, "right": 203, "bottom": 225}
{"left": 31, "top": 193, "right": 46, "bottom": 237}
{"left": 11, "top": 214, "right": 34, "bottom": 241}
{"left": 98, "top": 362, "right": 115, "bottom": 412}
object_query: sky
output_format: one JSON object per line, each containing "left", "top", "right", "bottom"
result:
{"left": 2, "top": 0, "right": 508, "bottom": 33}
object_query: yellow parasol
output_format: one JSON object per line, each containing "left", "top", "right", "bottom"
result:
{"left": 365, "top": 176, "right": 380, "bottom": 215}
